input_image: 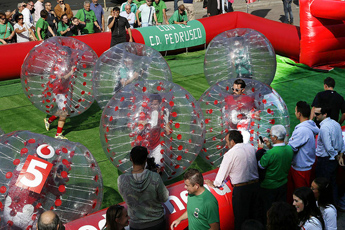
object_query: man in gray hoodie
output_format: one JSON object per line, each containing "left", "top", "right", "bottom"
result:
{"left": 287, "top": 101, "right": 319, "bottom": 201}
{"left": 118, "top": 146, "right": 169, "bottom": 230}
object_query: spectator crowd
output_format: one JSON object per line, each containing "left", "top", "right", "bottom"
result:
{"left": 36, "top": 77, "right": 345, "bottom": 230}
{"left": 0, "top": 0, "right": 207, "bottom": 46}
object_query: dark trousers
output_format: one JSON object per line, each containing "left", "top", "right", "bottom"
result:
{"left": 259, "top": 183, "right": 287, "bottom": 225}
{"left": 174, "top": 0, "right": 179, "bottom": 11}
{"left": 232, "top": 182, "right": 260, "bottom": 230}
{"left": 130, "top": 218, "right": 166, "bottom": 230}
{"left": 227, "top": 1, "right": 234, "bottom": 12}
{"left": 315, "top": 157, "right": 338, "bottom": 203}
{"left": 282, "top": 0, "right": 293, "bottom": 23}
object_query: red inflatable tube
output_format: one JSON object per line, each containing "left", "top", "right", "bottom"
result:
{"left": 300, "top": 0, "right": 345, "bottom": 67}
{"left": 64, "top": 169, "right": 235, "bottom": 230}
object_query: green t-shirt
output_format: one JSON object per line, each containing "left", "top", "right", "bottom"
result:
{"left": 57, "top": 21, "right": 69, "bottom": 36}
{"left": 0, "top": 22, "right": 13, "bottom": 44}
{"left": 259, "top": 144, "right": 294, "bottom": 189}
{"left": 75, "top": 9, "right": 97, "bottom": 34}
{"left": 35, "top": 18, "right": 49, "bottom": 40}
{"left": 168, "top": 10, "right": 188, "bottom": 24}
{"left": 153, "top": 0, "right": 167, "bottom": 23}
{"left": 187, "top": 189, "right": 220, "bottom": 230}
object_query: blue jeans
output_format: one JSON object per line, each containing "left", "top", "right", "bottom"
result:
{"left": 315, "top": 157, "right": 338, "bottom": 204}
{"left": 174, "top": 0, "right": 179, "bottom": 11}
{"left": 282, "top": 0, "right": 293, "bottom": 23}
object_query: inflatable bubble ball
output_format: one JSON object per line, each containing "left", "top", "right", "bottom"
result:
{"left": 93, "top": 42, "right": 173, "bottom": 109}
{"left": 0, "top": 131, "right": 103, "bottom": 230}
{"left": 198, "top": 78, "right": 290, "bottom": 167}
{"left": 100, "top": 80, "right": 205, "bottom": 181}
{"left": 204, "top": 28, "right": 276, "bottom": 86}
{"left": 21, "top": 37, "right": 98, "bottom": 117}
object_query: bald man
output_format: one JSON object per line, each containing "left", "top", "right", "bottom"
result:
{"left": 37, "top": 211, "right": 64, "bottom": 230}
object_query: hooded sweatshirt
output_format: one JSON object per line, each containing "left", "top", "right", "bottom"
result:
{"left": 118, "top": 169, "right": 169, "bottom": 229}
{"left": 288, "top": 120, "right": 320, "bottom": 171}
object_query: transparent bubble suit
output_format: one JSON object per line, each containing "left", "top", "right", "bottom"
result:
{"left": 198, "top": 78, "right": 290, "bottom": 167}
{"left": 21, "top": 37, "right": 98, "bottom": 117}
{"left": 204, "top": 28, "right": 276, "bottom": 86}
{"left": 0, "top": 131, "right": 103, "bottom": 230}
{"left": 93, "top": 43, "right": 173, "bottom": 109}
{"left": 100, "top": 80, "right": 205, "bottom": 181}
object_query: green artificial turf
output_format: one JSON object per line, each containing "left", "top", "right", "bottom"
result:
{"left": 0, "top": 50, "right": 345, "bottom": 209}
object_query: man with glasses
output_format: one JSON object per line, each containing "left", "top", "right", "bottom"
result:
{"left": 12, "top": 2, "right": 27, "bottom": 23}
{"left": 168, "top": 4, "right": 188, "bottom": 24}
{"left": 257, "top": 125, "right": 293, "bottom": 225}
{"left": 54, "top": 0, "right": 73, "bottom": 21}
{"left": 314, "top": 106, "right": 345, "bottom": 206}
{"left": 136, "top": 0, "right": 158, "bottom": 27}
{"left": 287, "top": 101, "right": 319, "bottom": 202}
{"left": 205, "top": 130, "right": 258, "bottom": 230}
{"left": 37, "top": 210, "right": 65, "bottom": 230}
{"left": 120, "top": 4, "right": 136, "bottom": 29}
{"left": 75, "top": 1, "right": 101, "bottom": 34}
{"left": 45, "top": 1, "right": 57, "bottom": 37}
{"left": 22, "top": 1, "right": 35, "bottom": 31}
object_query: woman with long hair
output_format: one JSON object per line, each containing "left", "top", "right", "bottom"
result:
{"left": 293, "top": 187, "right": 325, "bottom": 230}
{"left": 312, "top": 177, "right": 337, "bottom": 230}
{"left": 267, "top": 202, "right": 300, "bottom": 230}
{"left": 102, "top": 204, "right": 129, "bottom": 230}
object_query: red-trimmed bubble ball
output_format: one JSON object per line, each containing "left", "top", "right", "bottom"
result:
{"left": 0, "top": 131, "right": 103, "bottom": 229}
{"left": 198, "top": 78, "right": 290, "bottom": 166}
{"left": 204, "top": 28, "right": 276, "bottom": 86}
{"left": 100, "top": 80, "right": 205, "bottom": 181}
{"left": 93, "top": 42, "right": 173, "bottom": 109}
{"left": 20, "top": 37, "right": 97, "bottom": 117}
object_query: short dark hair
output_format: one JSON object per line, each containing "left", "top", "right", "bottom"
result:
{"left": 150, "top": 93, "right": 162, "bottom": 103}
{"left": 233, "top": 79, "right": 246, "bottom": 89}
{"left": 61, "top": 13, "right": 68, "bottom": 20}
{"left": 227, "top": 130, "right": 243, "bottom": 144}
{"left": 104, "top": 204, "right": 125, "bottom": 230}
{"left": 324, "top": 77, "right": 335, "bottom": 88}
{"left": 267, "top": 202, "right": 300, "bottom": 230}
{"left": 296, "top": 101, "right": 310, "bottom": 118}
{"left": 15, "top": 13, "right": 23, "bottom": 22}
{"left": 130, "top": 146, "right": 148, "bottom": 165}
{"left": 320, "top": 107, "right": 331, "bottom": 117}
{"left": 40, "top": 9, "right": 48, "bottom": 18}
{"left": 113, "top": 6, "right": 120, "bottom": 12}
{"left": 313, "top": 177, "right": 334, "bottom": 208}
{"left": 37, "top": 212, "right": 60, "bottom": 230}
{"left": 183, "top": 168, "right": 204, "bottom": 186}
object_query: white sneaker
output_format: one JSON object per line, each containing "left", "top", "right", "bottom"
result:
{"left": 55, "top": 133, "right": 68, "bottom": 140}
{"left": 44, "top": 118, "right": 50, "bottom": 131}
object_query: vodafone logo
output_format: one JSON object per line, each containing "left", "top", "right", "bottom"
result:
{"left": 36, "top": 144, "right": 55, "bottom": 159}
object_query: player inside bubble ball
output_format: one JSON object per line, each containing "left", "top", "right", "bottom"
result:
{"left": 113, "top": 58, "right": 140, "bottom": 93}
{"left": 136, "top": 94, "right": 171, "bottom": 171}
{"left": 230, "top": 37, "right": 252, "bottom": 78}
{"left": 44, "top": 47, "right": 76, "bottom": 140}
{"left": 222, "top": 79, "right": 261, "bottom": 143}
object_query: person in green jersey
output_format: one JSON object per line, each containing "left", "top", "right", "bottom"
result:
{"left": 36, "top": 10, "right": 56, "bottom": 40}
{"left": 168, "top": 4, "right": 188, "bottom": 25}
{"left": 153, "top": 0, "right": 168, "bottom": 25}
{"left": 258, "top": 124, "right": 294, "bottom": 224}
{"left": 171, "top": 168, "right": 220, "bottom": 230}
{"left": 75, "top": 1, "right": 101, "bottom": 34}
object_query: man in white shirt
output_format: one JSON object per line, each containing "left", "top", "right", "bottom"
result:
{"left": 120, "top": 4, "right": 135, "bottom": 29}
{"left": 34, "top": 0, "right": 44, "bottom": 25}
{"left": 205, "top": 130, "right": 259, "bottom": 230}
{"left": 136, "top": 0, "right": 158, "bottom": 27}
{"left": 22, "top": 1, "right": 35, "bottom": 30}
